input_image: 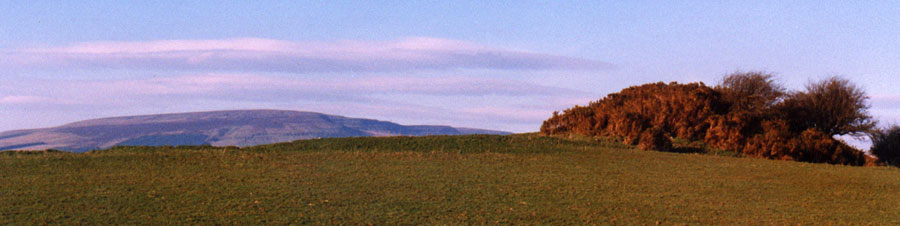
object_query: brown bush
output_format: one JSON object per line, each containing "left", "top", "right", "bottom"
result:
{"left": 741, "top": 119, "right": 796, "bottom": 160}
{"left": 710, "top": 119, "right": 869, "bottom": 165}
{"left": 541, "top": 77, "right": 872, "bottom": 166}
{"left": 703, "top": 112, "right": 757, "bottom": 151}
{"left": 637, "top": 126, "right": 672, "bottom": 152}
{"left": 541, "top": 82, "right": 730, "bottom": 151}
{"left": 541, "top": 82, "right": 728, "bottom": 140}
{"left": 777, "top": 77, "right": 874, "bottom": 136}
{"left": 716, "top": 71, "right": 785, "bottom": 114}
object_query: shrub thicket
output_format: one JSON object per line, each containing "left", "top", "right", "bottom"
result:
{"left": 541, "top": 82, "right": 727, "bottom": 149}
{"left": 777, "top": 77, "right": 874, "bottom": 137}
{"left": 869, "top": 126, "right": 900, "bottom": 166}
{"left": 541, "top": 72, "right": 877, "bottom": 166}
{"left": 716, "top": 71, "right": 785, "bottom": 114}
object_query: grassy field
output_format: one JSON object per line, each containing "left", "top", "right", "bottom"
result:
{"left": 1, "top": 134, "right": 899, "bottom": 224}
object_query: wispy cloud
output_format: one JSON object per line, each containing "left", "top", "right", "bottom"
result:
{"left": 2, "top": 37, "right": 612, "bottom": 73}
{"left": 0, "top": 95, "right": 58, "bottom": 104}
{"left": 0, "top": 73, "right": 589, "bottom": 132}
{"left": 0, "top": 37, "right": 607, "bottom": 133}
{"left": 68, "top": 74, "right": 586, "bottom": 97}
{"left": 870, "top": 94, "right": 900, "bottom": 107}
{"left": 458, "top": 106, "right": 553, "bottom": 122}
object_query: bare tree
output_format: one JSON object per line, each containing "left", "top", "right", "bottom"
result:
{"left": 779, "top": 77, "right": 874, "bottom": 136}
{"left": 717, "top": 71, "right": 786, "bottom": 114}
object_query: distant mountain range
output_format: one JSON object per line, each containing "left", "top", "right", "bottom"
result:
{"left": 0, "top": 110, "right": 510, "bottom": 152}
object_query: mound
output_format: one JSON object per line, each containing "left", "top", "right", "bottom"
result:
{"left": 541, "top": 78, "right": 874, "bottom": 166}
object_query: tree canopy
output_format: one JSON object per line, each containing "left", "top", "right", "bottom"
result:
{"left": 778, "top": 77, "right": 874, "bottom": 136}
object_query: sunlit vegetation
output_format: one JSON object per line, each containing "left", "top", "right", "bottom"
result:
{"left": 542, "top": 72, "right": 881, "bottom": 166}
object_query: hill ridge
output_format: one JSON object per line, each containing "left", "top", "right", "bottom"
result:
{"left": 0, "top": 109, "right": 509, "bottom": 152}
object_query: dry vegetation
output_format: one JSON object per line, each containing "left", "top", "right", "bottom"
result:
{"left": 541, "top": 72, "right": 887, "bottom": 166}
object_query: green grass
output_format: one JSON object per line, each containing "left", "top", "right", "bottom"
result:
{"left": 1, "top": 134, "right": 899, "bottom": 224}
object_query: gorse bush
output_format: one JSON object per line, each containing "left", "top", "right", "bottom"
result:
{"left": 541, "top": 72, "right": 878, "bottom": 166}
{"left": 541, "top": 82, "right": 728, "bottom": 143}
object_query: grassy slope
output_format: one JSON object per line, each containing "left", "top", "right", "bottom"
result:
{"left": 1, "top": 134, "right": 898, "bottom": 225}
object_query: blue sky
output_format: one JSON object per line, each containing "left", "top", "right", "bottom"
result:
{"left": 2, "top": 1, "right": 899, "bottom": 139}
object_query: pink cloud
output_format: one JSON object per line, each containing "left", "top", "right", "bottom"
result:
{"left": 69, "top": 74, "right": 585, "bottom": 97}
{"left": 0, "top": 73, "right": 591, "bottom": 133}
{"left": 458, "top": 106, "right": 553, "bottom": 122}
{"left": 3, "top": 37, "right": 612, "bottom": 72}
{"left": 0, "top": 95, "right": 56, "bottom": 104}
{"left": 870, "top": 94, "right": 900, "bottom": 107}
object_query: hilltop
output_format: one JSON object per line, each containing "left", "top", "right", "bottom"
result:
{"left": 542, "top": 73, "right": 882, "bottom": 166}
{"left": 0, "top": 110, "right": 509, "bottom": 152}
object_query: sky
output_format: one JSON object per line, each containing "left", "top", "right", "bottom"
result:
{"left": 2, "top": 1, "right": 900, "bottom": 144}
